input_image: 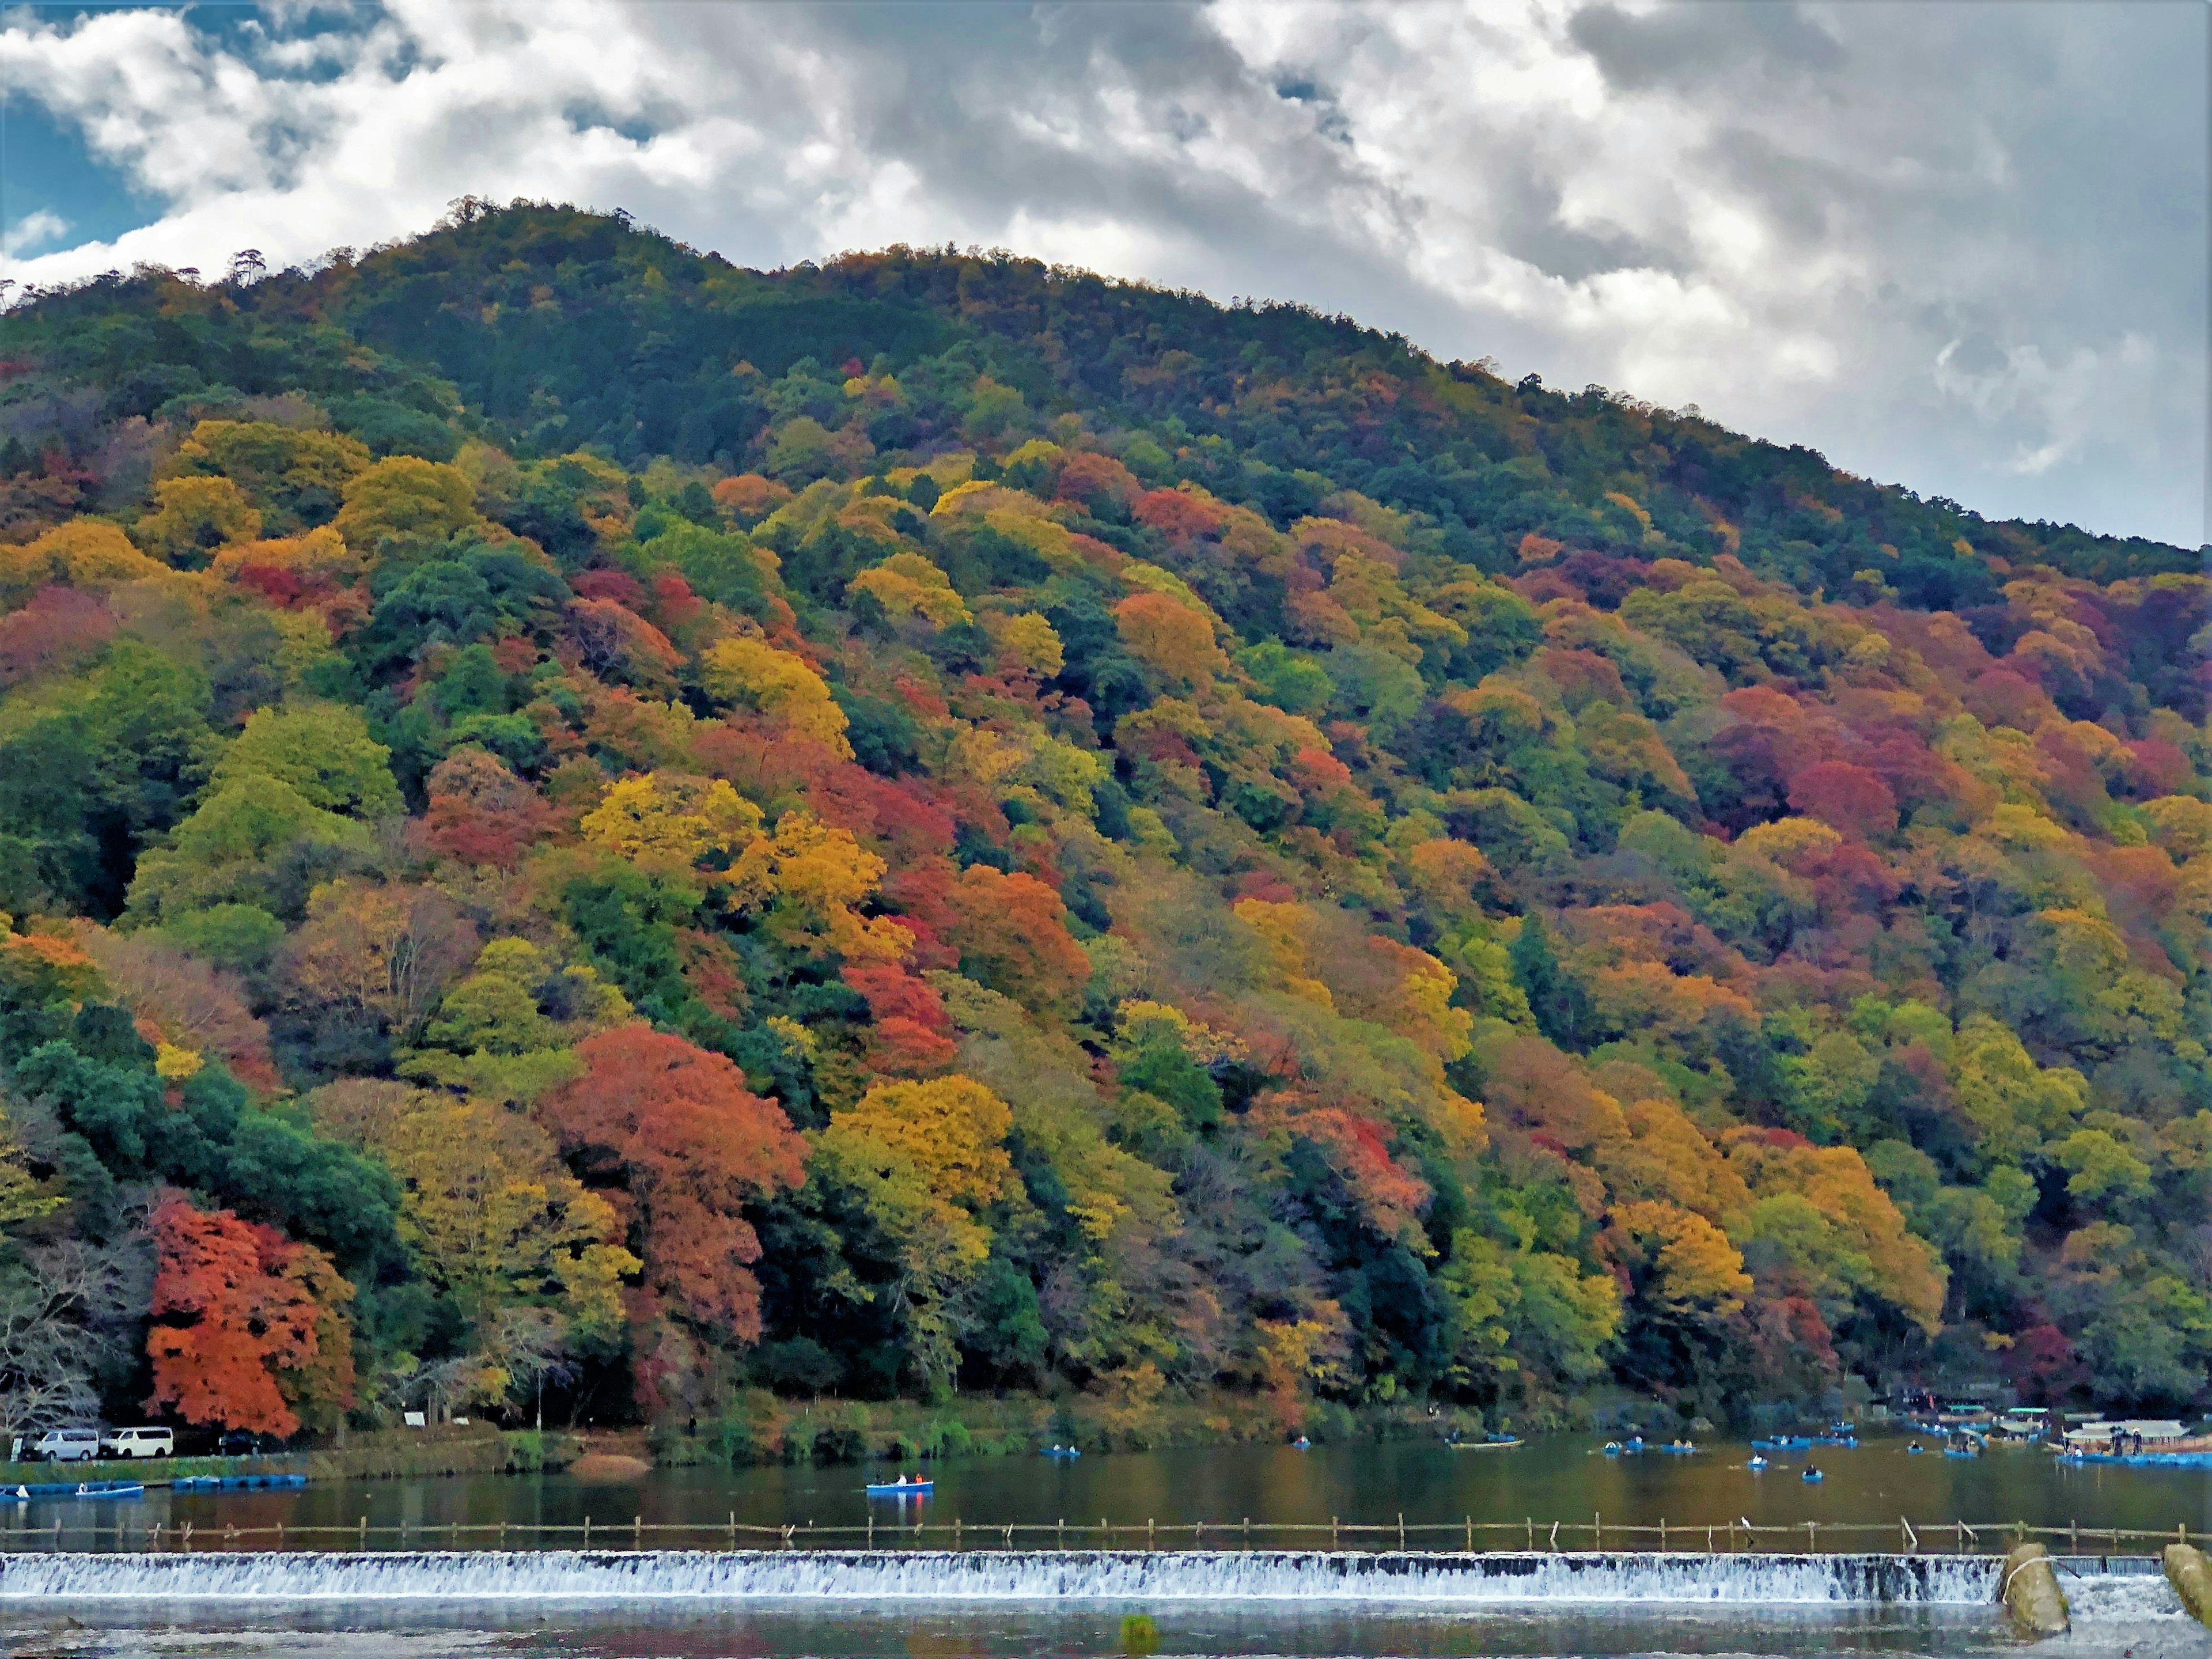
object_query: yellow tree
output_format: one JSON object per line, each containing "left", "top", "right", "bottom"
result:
{"left": 730, "top": 810, "right": 910, "bottom": 960}
{"left": 374, "top": 1096, "right": 638, "bottom": 1340}
{"left": 817, "top": 1075, "right": 1016, "bottom": 1394}
{"left": 1609, "top": 1200, "right": 1753, "bottom": 1319}
{"left": 580, "top": 772, "right": 762, "bottom": 865}
{"left": 699, "top": 637, "right": 854, "bottom": 756}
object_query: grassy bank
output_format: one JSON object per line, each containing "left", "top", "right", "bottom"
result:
{"left": 1, "top": 1423, "right": 533, "bottom": 1487}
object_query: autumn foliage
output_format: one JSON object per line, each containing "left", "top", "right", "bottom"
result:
{"left": 0, "top": 205, "right": 2206, "bottom": 1441}
{"left": 539, "top": 1027, "right": 807, "bottom": 1340}
{"left": 144, "top": 1195, "right": 355, "bottom": 1437}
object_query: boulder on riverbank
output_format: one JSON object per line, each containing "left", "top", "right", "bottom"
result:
{"left": 2166, "top": 1543, "right": 2212, "bottom": 1628}
{"left": 569, "top": 1452, "right": 653, "bottom": 1483}
{"left": 1999, "top": 1543, "right": 2069, "bottom": 1638}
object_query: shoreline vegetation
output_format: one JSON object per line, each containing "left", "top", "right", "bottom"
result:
{"left": 5, "top": 1393, "right": 1504, "bottom": 1486}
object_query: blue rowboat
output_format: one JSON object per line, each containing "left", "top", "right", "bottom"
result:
{"left": 865, "top": 1477, "right": 932, "bottom": 1495}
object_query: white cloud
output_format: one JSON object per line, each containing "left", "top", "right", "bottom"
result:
{"left": 2, "top": 209, "right": 71, "bottom": 256}
{"left": 0, "top": 0, "right": 2200, "bottom": 545}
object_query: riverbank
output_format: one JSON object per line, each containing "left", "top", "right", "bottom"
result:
{"left": 1, "top": 1422, "right": 522, "bottom": 1488}
{"left": 654, "top": 1388, "right": 1501, "bottom": 1468}
{"left": 0, "top": 1395, "right": 1492, "bottom": 1489}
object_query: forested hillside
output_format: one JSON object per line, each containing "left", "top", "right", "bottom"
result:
{"left": 0, "top": 201, "right": 2206, "bottom": 1444}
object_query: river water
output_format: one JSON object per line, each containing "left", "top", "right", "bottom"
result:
{"left": 5, "top": 1431, "right": 2208, "bottom": 1658}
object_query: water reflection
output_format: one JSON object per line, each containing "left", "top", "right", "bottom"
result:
{"left": 11, "top": 1430, "right": 2209, "bottom": 1553}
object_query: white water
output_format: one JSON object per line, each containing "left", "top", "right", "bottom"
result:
{"left": 2054, "top": 1556, "right": 2192, "bottom": 1624}
{"left": 0, "top": 1548, "right": 2006, "bottom": 1604}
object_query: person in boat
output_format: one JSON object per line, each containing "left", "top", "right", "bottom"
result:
{"left": 1802, "top": 1465, "right": 1822, "bottom": 1480}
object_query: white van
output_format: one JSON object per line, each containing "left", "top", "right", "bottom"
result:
{"left": 30, "top": 1428, "right": 101, "bottom": 1463}
{"left": 101, "top": 1426, "right": 174, "bottom": 1459}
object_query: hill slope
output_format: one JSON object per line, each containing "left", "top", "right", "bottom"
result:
{"left": 0, "top": 202, "right": 2206, "bottom": 1440}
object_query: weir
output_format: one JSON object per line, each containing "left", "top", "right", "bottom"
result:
{"left": 1, "top": 1548, "right": 2017, "bottom": 1604}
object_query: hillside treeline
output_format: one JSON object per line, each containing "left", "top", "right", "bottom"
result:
{"left": 0, "top": 202, "right": 2205, "bottom": 1442}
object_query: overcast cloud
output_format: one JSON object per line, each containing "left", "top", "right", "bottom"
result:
{"left": 1, "top": 1, "right": 2202, "bottom": 546}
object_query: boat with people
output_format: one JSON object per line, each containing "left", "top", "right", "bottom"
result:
{"left": 2058, "top": 1418, "right": 2212, "bottom": 1459}
{"left": 5, "top": 1478, "right": 143, "bottom": 1500}
{"left": 1746, "top": 1455, "right": 1769, "bottom": 1471}
{"left": 1039, "top": 1444, "right": 1081, "bottom": 1460}
{"left": 864, "top": 1475, "right": 933, "bottom": 1495}
{"left": 1801, "top": 1466, "right": 1824, "bottom": 1483}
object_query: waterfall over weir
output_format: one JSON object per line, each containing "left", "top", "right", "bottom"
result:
{"left": 2, "top": 1548, "right": 2007, "bottom": 1605}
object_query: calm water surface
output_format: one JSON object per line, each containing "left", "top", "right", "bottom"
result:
{"left": 27, "top": 1430, "right": 2208, "bottom": 1544}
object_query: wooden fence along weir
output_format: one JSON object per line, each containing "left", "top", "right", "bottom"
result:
{"left": 0, "top": 1516, "right": 2196, "bottom": 1555}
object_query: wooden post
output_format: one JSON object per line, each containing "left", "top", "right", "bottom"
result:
{"left": 1465, "top": 1515, "right": 1472, "bottom": 1552}
{"left": 1058, "top": 1517, "right": 1065, "bottom": 1550}
{"left": 1398, "top": 1512, "right": 1406, "bottom": 1551}
{"left": 183, "top": 1521, "right": 192, "bottom": 1554}
{"left": 1333, "top": 1516, "right": 1340, "bottom": 1550}
{"left": 633, "top": 1514, "right": 642, "bottom": 1550}
{"left": 2069, "top": 1520, "right": 2077, "bottom": 1554}
{"left": 1594, "top": 1511, "right": 1601, "bottom": 1552}
{"left": 730, "top": 1513, "right": 738, "bottom": 1551}
{"left": 955, "top": 1516, "right": 963, "bottom": 1551}
{"left": 1149, "top": 1516, "right": 1156, "bottom": 1548}
{"left": 1526, "top": 1517, "right": 1533, "bottom": 1551}
{"left": 1243, "top": 1516, "right": 1251, "bottom": 1550}
{"left": 583, "top": 1514, "right": 590, "bottom": 1548}
{"left": 868, "top": 1512, "right": 873, "bottom": 1549}
{"left": 1659, "top": 1518, "right": 1666, "bottom": 1551}
{"left": 358, "top": 1516, "right": 366, "bottom": 1550}
{"left": 1806, "top": 1521, "right": 1816, "bottom": 1553}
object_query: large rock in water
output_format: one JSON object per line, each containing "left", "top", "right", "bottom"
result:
{"left": 2166, "top": 1543, "right": 2212, "bottom": 1628}
{"left": 569, "top": 1452, "right": 653, "bottom": 1483}
{"left": 1999, "top": 1543, "right": 2069, "bottom": 1638}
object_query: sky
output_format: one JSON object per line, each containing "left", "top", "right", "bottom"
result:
{"left": 1, "top": 1, "right": 2204, "bottom": 548}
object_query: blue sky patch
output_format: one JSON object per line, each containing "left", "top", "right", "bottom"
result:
{"left": 1, "top": 92, "right": 160, "bottom": 262}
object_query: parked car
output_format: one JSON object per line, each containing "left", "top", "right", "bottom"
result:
{"left": 101, "top": 1426, "right": 174, "bottom": 1459}
{"left": 29, "top": 1428, "right": 102, "bottom": 1463}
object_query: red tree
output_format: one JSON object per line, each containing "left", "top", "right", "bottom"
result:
{"left": 843, "top": 961, "right": 958, "bottom": 1075}
{"left": 939, "top": 865, "right": 1092, "bottom": 1014}
{"left": 1787, "top": 760, "right": 1898, "bottom": 840}
{"left": 418, "top": 748, "right": 546, "bottom": 869}
{"left": 143, "top": 1195, "right": 350, "bottom": 1437}
{"left": 537, "top": 1027, "right": 808, "bottom": 1340}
